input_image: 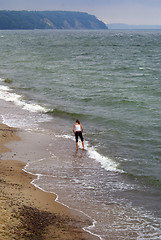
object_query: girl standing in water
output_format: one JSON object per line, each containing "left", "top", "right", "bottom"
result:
{"left": 73, "top": 120, "right": 84, "bottom": 150}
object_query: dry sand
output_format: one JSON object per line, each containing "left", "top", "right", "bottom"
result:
{"left": 0, "top": 123, "right": 98, "bottom": 240}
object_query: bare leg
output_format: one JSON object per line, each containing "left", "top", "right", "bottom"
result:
{"left": 76, "top": 142, "right": 78, "bottom": 150}
{"left": 82, "top": 141, "right": 84, "bottom": 150}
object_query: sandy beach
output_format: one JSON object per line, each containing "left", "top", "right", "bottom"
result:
{"left": 0, "top": 123, "right": 98, "bottom": 240}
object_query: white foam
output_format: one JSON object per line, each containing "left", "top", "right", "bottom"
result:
{"left": 139, "top": 67, "right": 145, "bottom": 70}
{"left": 87, "top": 146, "right": 123, "bottom": 173}
{"left": 0, "top": 82, "right": 48, "bottom": 113}
{"left": 55, "top": 134, "right": 74, "bottom": 140}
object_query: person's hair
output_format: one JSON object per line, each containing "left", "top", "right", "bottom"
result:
{"left": 76, "top": 120, "right": 80, "bottom": 124}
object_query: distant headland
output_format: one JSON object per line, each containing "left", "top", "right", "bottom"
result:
{"left": 107, "top": 23, "right": 161, "bottom": 30}
{"left": 0, "top": 10, "right": 108, "bottom": 30}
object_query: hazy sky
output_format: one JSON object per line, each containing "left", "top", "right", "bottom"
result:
{"left": 0, "top": 0, "right": 161, "bottom": 25}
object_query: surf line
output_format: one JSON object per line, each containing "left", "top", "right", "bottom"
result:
{"left": 23, "top": 159, "right": 104, "bottom": 240}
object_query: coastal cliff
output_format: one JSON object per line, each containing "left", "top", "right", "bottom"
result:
{"left": 0, "top": 10, "right": 108, "bottom": 30}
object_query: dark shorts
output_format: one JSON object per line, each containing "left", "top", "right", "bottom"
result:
{"left": 75, "top": 131, "right": 84, "bottom": 143}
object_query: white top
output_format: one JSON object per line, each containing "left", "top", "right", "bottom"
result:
{"left": 75, "top": 124, "right": 81, "bottom": 132}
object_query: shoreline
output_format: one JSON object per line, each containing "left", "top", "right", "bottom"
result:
{"left": 0, "top": 123, "right": 99, "bottom": 240}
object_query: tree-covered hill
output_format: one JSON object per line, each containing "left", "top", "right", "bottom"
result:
{"left": 0, "top": 11, "right": 108, "bottom": 30}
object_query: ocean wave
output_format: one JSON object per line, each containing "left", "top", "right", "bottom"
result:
{"left": 87, "top": 145, "right": 124, "bottom": 173}
{"left": 47, "top": 108, "right": 87, "bottom": 120}
{"left": 55, "top": 133, "right": 123, "bottom": 173}
{"left": 0, "top": 80, "right": 48, "bottom": 113}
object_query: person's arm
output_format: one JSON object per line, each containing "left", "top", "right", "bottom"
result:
{"left": 73, "top": 125, "right": 75, "bottom": 133}
{"left": 80, "top": 124, "right": 83, "bottom": 133}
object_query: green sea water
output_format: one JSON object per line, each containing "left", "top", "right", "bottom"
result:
{"left": 0, "top": 30, "right": 161, "bottom": 239}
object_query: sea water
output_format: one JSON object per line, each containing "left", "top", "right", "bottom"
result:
{"left": 0, "top": 30, "right": 161, "bottom": 239}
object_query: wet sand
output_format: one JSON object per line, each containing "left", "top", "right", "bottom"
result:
{"left": 0, "top": 123, "right": 98, "bottom": 240}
